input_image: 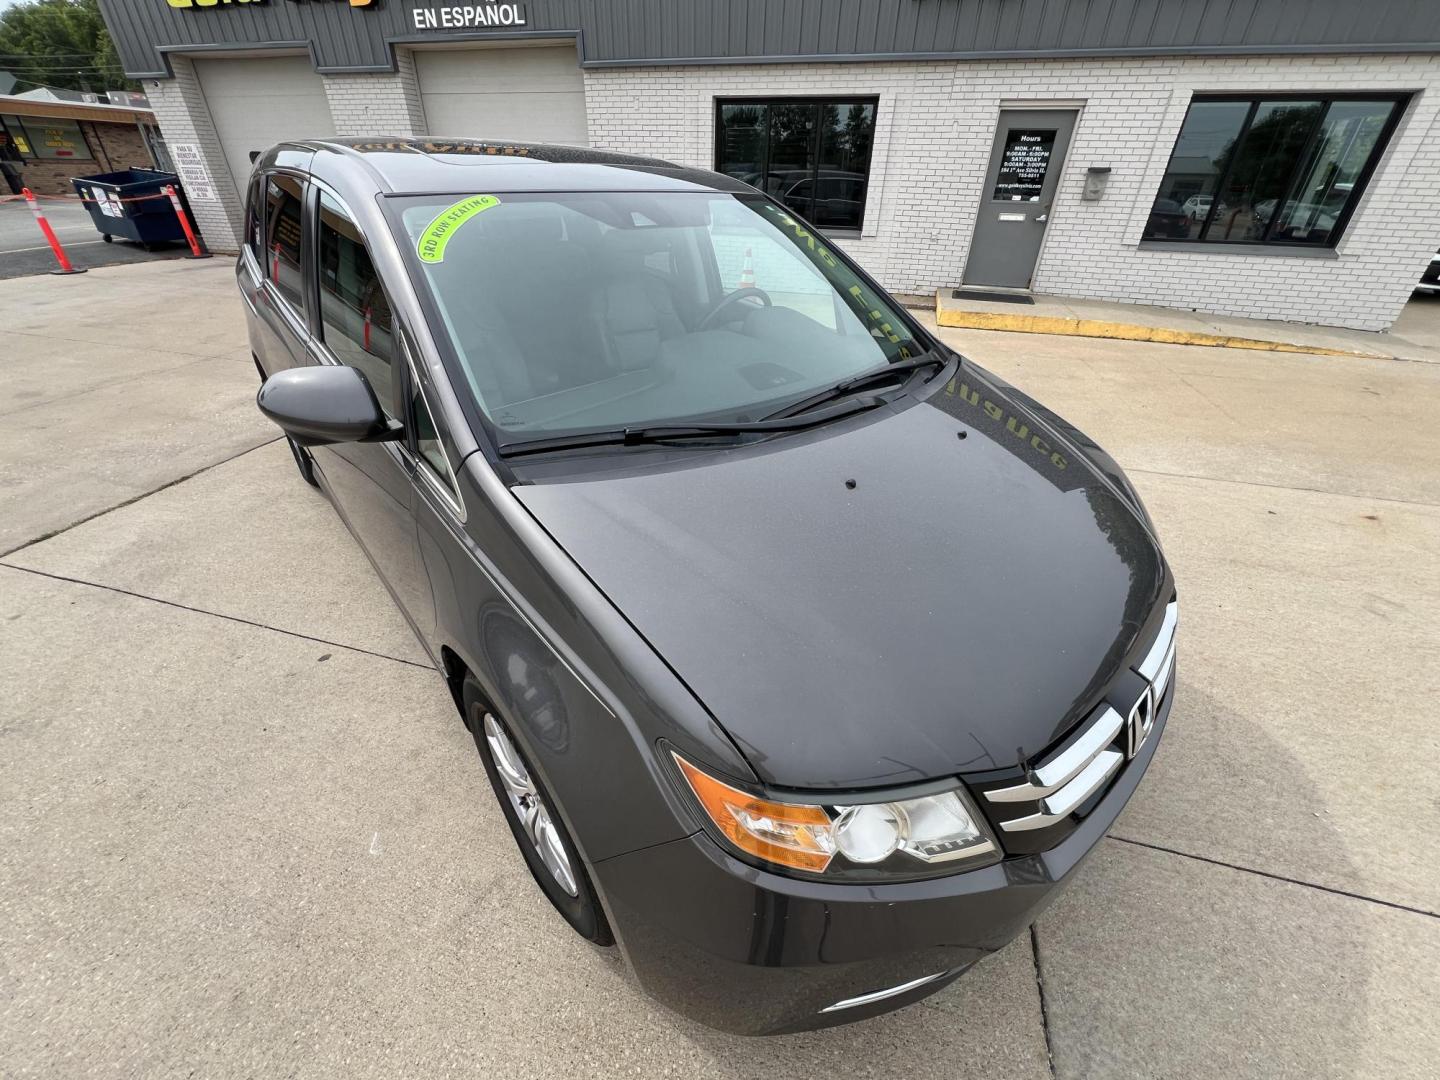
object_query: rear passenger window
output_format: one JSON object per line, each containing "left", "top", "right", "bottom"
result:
{"left": 263, "top": 174, "right": 304, "bottom": 308}
{"left": 318, "top": 190, "right": 394, "bottom": 416}
{"left": 243, "top": 176, "right": 262, "bottom": 260}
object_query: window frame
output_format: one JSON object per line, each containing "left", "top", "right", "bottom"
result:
{"left": 1144, "top": 91, "right": 1409, "bottom": 250}
{"left": 242, "top": 174, "right": 263, "bottom": 264}
{"left": 714, "top": 95, "right": 880, "bottom": 237}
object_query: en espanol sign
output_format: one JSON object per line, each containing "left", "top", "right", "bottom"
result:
{"left": 411, "top": 2, "right": 526, "bottom": 29}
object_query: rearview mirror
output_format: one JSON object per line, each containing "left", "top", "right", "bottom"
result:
{"left": 256, "top": 365, "right": 401, "bottom": 447}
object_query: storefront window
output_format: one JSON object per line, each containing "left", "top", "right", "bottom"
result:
{"left": 1, "top": 115, "right": 37, "bottom": 159}
{"left": 13, "top": 117, "right": 93, "bottom": 161}
{"left": 1144, "top": 94, "right": 1405, "bottom": 247}
{"left": 715, "top": 98, "right": 877, "bottom": 232}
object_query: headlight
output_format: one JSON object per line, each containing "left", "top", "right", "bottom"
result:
{"left": 672, "top": 753, "right": 998, "bottom": 876}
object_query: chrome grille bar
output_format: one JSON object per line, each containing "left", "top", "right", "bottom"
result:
{"left": 984, "top": 706, "right": 1124, "bottom": 803}
{"left": 1001, "top": 749, "right": 1125, "bottom": 831}
{"left": 980, "top": 598, "right": 1175, "bottom": 836}
{"left": 1137, "top": 601, "right": 1178, "bottom": 683}
{"left": 1152, "top": 638, "right": 1176, "bottom": 702}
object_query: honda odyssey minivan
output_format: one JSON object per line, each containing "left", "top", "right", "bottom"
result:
{"left": 241, "top": 138, "right": 1176, "bottom": 1034}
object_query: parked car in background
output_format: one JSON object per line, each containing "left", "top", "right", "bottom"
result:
{"left": 1417, "top": 250, "right": 1440, "bottom": 294}
{"left": 1248, "top": 193, "right": 1347, "bottom": 242}
{"left": 241, "top": 138, "right": 1176, "bottom": 1036}
{"left": 1146, "top": 198, "right": 1190, "bottom": 239}
{"left": 780, "top": 170, "right": 867, "bottom": 229}
{"left": 1180, "top": 193, "right": 1224, "bottom": 223}
{"left": 735, "top": 168, "right": 869, "bottom": 230}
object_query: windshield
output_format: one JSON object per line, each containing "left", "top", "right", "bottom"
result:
{"left": 392, "top": 191, "right": 921, "bottom": 440}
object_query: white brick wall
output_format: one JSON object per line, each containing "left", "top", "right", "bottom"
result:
{"left": 582, "top": 53, "right": 1440, "bottom": 331}
{"left": 323, "top": 49, "right": 428, "bottom": 137}
{"left": 145, "top": 57, "right": 244, "bottom": 253}
{"left": 146, "top": 48, "right": 1440, "bottom": 329}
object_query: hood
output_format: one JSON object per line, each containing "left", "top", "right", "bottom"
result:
{"left": 513, "top": 368, "right": 1167, "bottom": 790}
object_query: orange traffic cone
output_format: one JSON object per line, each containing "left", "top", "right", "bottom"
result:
{"left": 739, "top": 246, "right": 756, "bottom": 289}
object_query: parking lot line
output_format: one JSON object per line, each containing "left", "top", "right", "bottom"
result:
{"left": 2, "top": 239, "right": 107, "bottom": 255}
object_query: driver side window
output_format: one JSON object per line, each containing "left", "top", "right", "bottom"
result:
{"left": 707, "top": 202, "right": 838, "bottom": 330}
{"left": 317, "top": 190, "right": 396, "bottom": 418}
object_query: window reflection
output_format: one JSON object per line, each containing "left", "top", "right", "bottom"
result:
{"left": 264, "top": 174, "right": 305, "bottom": 308}
{"left": 1150, "top": 101, "right": 1249, "bottom": 240}
{"left": 318, "top": 191, "right": 394, "bottom": 415}
{"left": 1272, "top": 100, "right": 1396, "bottom": 245}
{"left": 1143, "top": 95, "right": 1403, "bottom": 247}
{"left": 716, "top": 98, "right": 877, "bottom": 232}
{"left": 1211, "top": 101, "right": 1322, "bottom": 241}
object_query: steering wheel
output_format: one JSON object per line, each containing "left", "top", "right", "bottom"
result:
{"left": 697, "top": 286, "right": 772, "bottom": 331}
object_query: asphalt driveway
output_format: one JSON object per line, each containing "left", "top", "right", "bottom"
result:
{"left": 0, "top": 196, "right": 191, "bottom": 279}
{"left": 1, "top": 261, "right": 1437, "bottom": 1078}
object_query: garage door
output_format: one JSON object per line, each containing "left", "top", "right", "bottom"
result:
{"left": 415, "top": 46, "right": 588, "bottom": 145}
{"left": 193, "top": 56, "right": 333, "bottom": 197}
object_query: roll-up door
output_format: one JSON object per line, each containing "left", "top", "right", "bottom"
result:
{"left": 415, "top": 46, "right": 588, "bottom": 145}
{"left": 193, "top": 55, "right": 333, "bottom": 196}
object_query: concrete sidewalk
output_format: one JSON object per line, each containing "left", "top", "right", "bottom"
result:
{"left": 937, "top": 287, "right": 1440, "bottom": 363}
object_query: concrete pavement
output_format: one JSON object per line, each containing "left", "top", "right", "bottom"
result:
{"left": 0, "top": 257, "right": 271, "bottom": 554}
{"left": 2, "top": 260, "right": 1438, "bottom": 1077}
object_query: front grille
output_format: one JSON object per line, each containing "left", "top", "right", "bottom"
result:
{"left": 970, "top": 601, "right": 1177, "bottom": 852}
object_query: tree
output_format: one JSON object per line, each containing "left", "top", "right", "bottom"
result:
{"left": 1210, "top": 103, "right": 1321, "bottom": 207}
{"left": 0, "top": 0, "right": 135, "bottom": 95}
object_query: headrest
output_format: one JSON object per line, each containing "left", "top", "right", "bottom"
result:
{"left": 484, "top": 212, "right": 566, "bottom": 245}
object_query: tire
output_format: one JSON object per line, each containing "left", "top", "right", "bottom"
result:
{"left": 101, "top": 234, "right": 113, "bottom": 244}
{"left": 463, "top": 675, "right": 614, "bottom": 945}
{"left": 254, "top": 357, "right": 321, "bottom": 489}
{"left": 285, "top": 436, "right": 320, "bottom": 488}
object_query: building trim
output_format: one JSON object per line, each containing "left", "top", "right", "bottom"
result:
{"left": 134, "top": 31, "right": 584, "bottom": 80}
{"left": 578, "top": 41, "right": 1440, "bottom": 70}
{"left": 0, "top": 94, "right": 156, "bottom": 125}
{"left": 125, "top": 32, "right": 1440, "bottom": 83}
{"left": 1137, "top": 242, "right": 1341, "bottom": 260}
{"left": 133, "top": 40, "right": 320, "bottom": 81}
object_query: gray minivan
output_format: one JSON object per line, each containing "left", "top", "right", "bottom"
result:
{"left": 241, "top": 138, "right": 1176, "bottom": 1034}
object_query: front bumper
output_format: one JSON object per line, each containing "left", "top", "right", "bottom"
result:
{"left": 592, "top": 689, "right": 1171, "bottom": 1035}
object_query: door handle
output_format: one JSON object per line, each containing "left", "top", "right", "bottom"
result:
{"left": 1036, "top": 214, "right": 1048, "bottom": 223}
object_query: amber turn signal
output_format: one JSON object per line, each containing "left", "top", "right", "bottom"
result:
{"left": 672, "top": 753, "right": 837, "bottom": 872}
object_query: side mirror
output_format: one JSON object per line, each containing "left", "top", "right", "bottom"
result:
{"left": 256, "top": 365, "right": 401, "bottom": 447}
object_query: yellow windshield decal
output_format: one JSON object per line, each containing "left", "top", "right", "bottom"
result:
{"left": 417, "top": 195, "right": 500, "bottom": 263}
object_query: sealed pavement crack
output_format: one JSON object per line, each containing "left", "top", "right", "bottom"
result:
{"left": 0, "top": 437, "right": 282, "bottom": 559}
{"left": 1108, "top": 835, "right": 1437, "bottom": 920}
{"left": 0, "top": 562, "right": 432, "bottom": 671}
{"left": 1030, "top": 924, "right": 1058, "bottom": 1079}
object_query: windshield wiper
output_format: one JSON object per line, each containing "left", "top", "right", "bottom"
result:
{"left": 497, "top": 395, "right": 885, "bottom": 459}
{"left": 764, "top": 352, "right": 951, "bottom": 421}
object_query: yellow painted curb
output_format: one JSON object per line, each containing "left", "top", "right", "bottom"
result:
{"left": 934, "top": 303, "right": 1391, "bottom": 359}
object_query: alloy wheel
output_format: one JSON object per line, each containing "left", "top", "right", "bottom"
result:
{"left": 482, "top": 713, "right": 579, "bottom": 898}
